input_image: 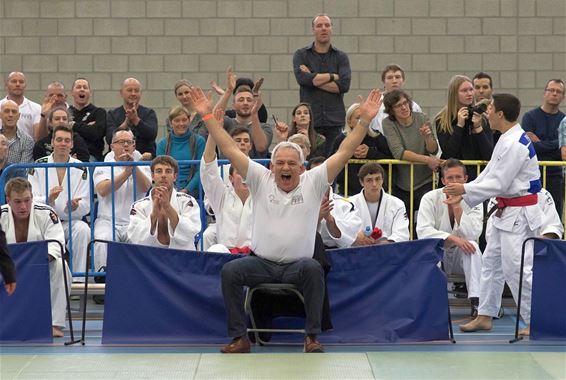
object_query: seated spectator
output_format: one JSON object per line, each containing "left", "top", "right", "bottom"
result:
{"left": 288, "top": 133, "right": 311, "bottom": 160}
{"left": 417, "top": 159, "right": 483, "bottom": 317}
{"left": 201, "top": 115, "right": 253, "bottom": 253}
{"left": 308, "top": 156, "right": 361, "bottom": 248}
{"left": 331, "top": 103, "right": 392, "bottom": 196}
{"left": 93, "top": 128, "right": 152, "bottom": 271}
{"left": 382, "top": 89, "right": 442, "bottom": 216}
{"left": 0, "top": 71, "right": 41, "bottom": 140}
{"left": 157, "top": 106, "right": 205, "bottom": 198}
{"left": 172, "top": 79, "right": 207, "bottom": 137}
{"left": 36, "top": 81, "right": 69, "bottom": 141}
{"left": 201, "top": 126, "right": 253, "bottom": 250}
{"left": 273, "top": 103, "right": 326, "bottom": 159}
{"left": 213, "top": 72, "right": 272, "bottom": 158}
{"left": 128, "top": 155, "right": 201, "bottom": 249}
{"left": 349, "top": 162, "right": 409, "bottom": 245}
{"left": 28, "top": 125, "right": 91, "bottom": 280}
{"left": 212, "top": 68, "right": 269, "bottom": 124}
{"left": 106, "top": 78, "right": 158, "bottom": 159}
{"left": 0, "top": 134, "right": 8, "bottom": 176}
{"left": 1, "top": 177, "right": 71, "bottom": 337}
{"left": 435, "top": 75, "right": 493, "bottom": 180}
{"left": 33, "top": 106, "right": 90, "bottom": 162}
{"left": 369, "top": 64, "right": 423, "bottom": 134}
{"left": 68, "top": 78, "right": 107, "bottom": 161}
{"left": 0, "top": 100, "right": 34, "bottom": 178}
{"left": 0, "top": 224, "right": 16, "bottom": 296}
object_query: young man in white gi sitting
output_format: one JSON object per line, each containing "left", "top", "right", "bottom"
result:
{"left": 417, "top": 158, "right": 483, "bottom": 317}
{"left": 1, "top": 178, "right": 71, "bottom": 337}
{"left": 349, "top": 162, "right": 409, "bottom": 246}
{"left": 128, "top": 155, "right": 201, "bottom": 250}
{"left": 28, "top": 125, "right": 91, "bottom": 282}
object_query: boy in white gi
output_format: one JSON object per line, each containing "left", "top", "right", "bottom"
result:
{"left": 444, "top": 94, "right": 543, "bottom": 335}
{"left": 309, "top": 157, "right": 362, "bottom": 249}
{"left": 93, "top": 128, "right": 151, "bottom": 270}
{"left": 1, "top": 178, "right": 71, "bottom": 337}
{"left": 350, "top": 162, "right": 409, "bottom": 245}
{"left": 200, "top": 113, "right": 253, "bottom": 253}
{"left": 28, "top": 125, "right": 91, "bottom": 281}
{"left": 417, "top": 159, "right": 483, "bottom": 317}
{"left": 187, "top": 85, "right": 383, "bottom": 354}
{"left": 128, "top": 155, "right": 201, "bottom": 250}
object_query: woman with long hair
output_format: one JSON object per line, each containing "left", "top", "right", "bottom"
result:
{"left": 434, "top": 75, "right": 493, "bottom": 178}
{"left": 330, "top": 103, "right": 392, "bottom": 196}
{"left": 157, "top": 106, "right": 205, "bottom": 197}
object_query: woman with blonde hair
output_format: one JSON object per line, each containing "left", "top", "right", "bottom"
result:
{"left": 157, "top": 105, "right": 205, "bottom": 197}
{"left": 330, "top": 103, "right": 392, "bottom": 196}
{"left": 434, "top": 75, "right": 493, "bottom": 178}
{"left": 172, "top": 79, "right": 207, "bottom": 138}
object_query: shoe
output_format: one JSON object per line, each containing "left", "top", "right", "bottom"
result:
{"left": 93, "top": 295, "right": 105, "bottom": 305}
{"left": 304, "top": 336, "right": 324, "bottom": 353}
{"left": 470, "top": 297, "right": 479, "bottom": 319}
{"left": 518, "top": 325, "right": 530, "bottom": 336}
{"left": 52, "top": 326, "right": 64, "bottom": 338}
{"left": 220, "top": 336, "right": 251, "bottom": 353}
{"left": 459, "top": 315, "right": 492, "bottom": 332}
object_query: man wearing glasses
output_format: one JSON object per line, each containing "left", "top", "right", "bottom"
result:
{"left": 92, "top": 128, "right": 151, "bottom": 272}
{"left": 522, "top": 79, "right": 565, "bottom": 218}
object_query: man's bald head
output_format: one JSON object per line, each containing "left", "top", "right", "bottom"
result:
{"left": 5, "top": 72, "right": 26, "bottom": 99}
{"left": 120, "top": 78, "right": 142, "bottom": 106}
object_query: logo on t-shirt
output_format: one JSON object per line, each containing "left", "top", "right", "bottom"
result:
{"left": 268, "top": 194, "right": 279, "bottom": 205}
{"left": 291, "top": 194, "right": 304, "bottom": 205}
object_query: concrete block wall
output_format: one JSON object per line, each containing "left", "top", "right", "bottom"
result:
{"left": 1, "top": 0, "right": 565, "bottom": 138}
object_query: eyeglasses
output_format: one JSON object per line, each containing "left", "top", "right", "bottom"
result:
{"left": 393, "top": 100, "right": 410, "bottom": 110}
{"left": 112, "top": 139, "right": 135, "bottom": 146}
{"left": 545, "top": 88, "right": 564, "bottom": 95}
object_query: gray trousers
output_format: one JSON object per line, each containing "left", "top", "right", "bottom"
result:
{"left": 221, "top": 255, "right": 325, "bottom": 338}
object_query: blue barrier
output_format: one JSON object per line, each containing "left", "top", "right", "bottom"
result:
{"left": 0, "top": 241, "right": 52, "bottom": 343}
{"left": 101, "top": 239, "right": 449, "bottom": 344}
{"left": 0, "top": 159, "right": 270, "bottom": 279}
{"left": 530, "top": 239, "right": 566, "bottom": 341}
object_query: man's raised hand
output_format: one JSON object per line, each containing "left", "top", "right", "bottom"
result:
{"left": 357, "top": 89, "right": 383, "bottom": 123}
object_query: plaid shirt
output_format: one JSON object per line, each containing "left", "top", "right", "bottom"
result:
{"left": 2, "top": 128, "right": 34, "bottom": 176}
{"left": 558, "top": 116, "right": 566, "bottom": 148}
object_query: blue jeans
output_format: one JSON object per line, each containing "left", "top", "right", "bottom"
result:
{"left": 221, "top": 255, "right": 325, "bottom": 338}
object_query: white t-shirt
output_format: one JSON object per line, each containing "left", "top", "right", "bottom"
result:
{"left": 245, "top": 159, "right": 329, "bottom": 263}
{"left": 0, "top": 96, "right": 41, "bottom": 138}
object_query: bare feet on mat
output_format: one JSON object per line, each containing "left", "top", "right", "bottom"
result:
{"left": 52, "top": 326, "right": 64, "bottom": 338}
{"left": 459, "top": 315, "right": 492, "bottom": 332}
{"left": 518, "top": 325, "right": 530, "bottom": 336}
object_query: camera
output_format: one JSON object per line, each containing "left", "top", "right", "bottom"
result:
{"left": 467, "top": 100, "right": 489, "bottom": 121}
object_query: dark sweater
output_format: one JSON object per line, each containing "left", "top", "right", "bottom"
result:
{"left": 69, "top": 103, "right": 107, "bottom": 161}
{"left": 106, "top": 104, "right": 158, "bottom": 158}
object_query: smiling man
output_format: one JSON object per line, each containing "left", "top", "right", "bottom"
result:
{"left": 0, "top": 72, "right": 41, "bottom": 140}
{"left": 106, "top": 78, "right": 158, "bottom": 159}
{"left": 0, "top": 100, "right": 34, "bottom": 179}
{"left": 187, "top": 85, "right": 382, "bottom": 354}
{"left": 128, "top": 155, "right": 201, "bottom": 249}
{"left": 68, "top": 78, "right": 107, "bottom": 161}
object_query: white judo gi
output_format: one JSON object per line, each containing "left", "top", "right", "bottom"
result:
{"left": 350, "top": 189, "right": 410, "bottom": 242}
{"left": 0, "top": 202, "right": 71, "bottom": 328}
{"left": 417, "top": 188, "right": 483, "bottom": 298}
{"left": 318, "top": 189, "right": 362, "bottom": 248}
{"left": 128, "top": 188, "right": 201, "bottom": 250}
{"left": 462, "top": 124, "right": 542, "bottom": 324}
{"left": 93, "top": 154, "right": 151, "bottom": 269}
{"left": 200, "top": 158, "right": 253, "bottom": 253}
{"left": 28, "top": 155, "right": 91, "bottom": 279}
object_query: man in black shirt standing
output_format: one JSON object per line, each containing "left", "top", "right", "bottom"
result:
{"left": 293, "top": 14, "right": 351, "bottom": 155}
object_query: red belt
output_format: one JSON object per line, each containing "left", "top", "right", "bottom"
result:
{"left": 495, "top": 194, "right": 538, "bottom": 209}
{"left": 229, "top": 246, "right": 252, "bottom": 255}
